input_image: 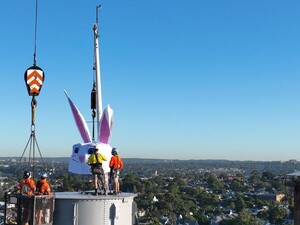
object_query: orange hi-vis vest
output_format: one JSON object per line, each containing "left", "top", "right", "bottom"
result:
{"left": 36, "top": 179, "right": 51, "bottom": 195}
{"left": 109, "top": 155, "right": 123, "bottom": 170}
{"left": 17, "top": 178, "right": 36, "bottom": 195}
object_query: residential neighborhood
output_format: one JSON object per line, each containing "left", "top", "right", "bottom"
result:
{"left": 0, "top": 158, "right": 300, "bottom": 224}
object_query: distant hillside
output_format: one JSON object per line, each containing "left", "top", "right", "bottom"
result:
{"left": 0, "top": 157, "right": 168, "bottom": 164}
{"left": 1, "top": 157, "right": 300, "bottom": 175}
{"left": 0, "top": 157, "right": 69, "bottom": 163}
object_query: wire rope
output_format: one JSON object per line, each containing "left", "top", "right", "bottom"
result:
{"left": 33, "top": 0, "right": 39, "bottom": 66}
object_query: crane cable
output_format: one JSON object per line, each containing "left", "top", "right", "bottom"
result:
{"left": 33, "top": 0, "right": 39, "bottom": 66}
{"left": 19, "top": 0, "right": 46, "bottom": 173}
{"left": 30, "top": 0, "right": 39, "bottom": 134}
{"left": 31, "top": 0, "right": 39, "bottom": 129}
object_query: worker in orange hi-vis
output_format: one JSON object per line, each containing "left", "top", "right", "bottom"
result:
{"left": 36, "top": 173, "right": 51, "bottom": 195}
{"left": 14, "top": 171, "right": 36, "bottom": 195}
{"left": 35, "top": 173, "right": 51, "bottom": 225}
{"left": 14, "top": 171, "right": 36, "bottom": 225}
{"left": 109, "top": 148, "right": 123, "bottom": 195}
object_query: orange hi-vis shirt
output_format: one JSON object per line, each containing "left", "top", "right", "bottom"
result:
{"left": 36, "top": 179, "right": 51, "bottom": 195}
{"left": 109, "top": 155, "right": 123, "bottom": 170}
{"left": 16, "top": 178, "right": 36, "bottom": 195}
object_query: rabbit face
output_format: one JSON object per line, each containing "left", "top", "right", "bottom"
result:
{"left": 69, "top": 142, "right": 112, "bottom": 174}
{"left": 69, "top": 143, "right": 92, "bottom": 174}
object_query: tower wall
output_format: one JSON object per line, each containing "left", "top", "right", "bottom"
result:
{"left": 53, "top": 192, "right": 136, "bottom": 225}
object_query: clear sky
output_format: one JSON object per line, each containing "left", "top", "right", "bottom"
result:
{"left": 0, "top": 0, "right": 300, "bottom": 161}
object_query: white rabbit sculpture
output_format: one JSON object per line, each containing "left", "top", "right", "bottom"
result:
{"left": 65, "top": 91, "right": 114, "bottom": 175}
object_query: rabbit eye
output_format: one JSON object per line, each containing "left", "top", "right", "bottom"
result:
{"left": 74, "top": 147, "right": 79, "bottom": 154}
{"left": 88, "top": 148, "right": 94, "bottom": 154}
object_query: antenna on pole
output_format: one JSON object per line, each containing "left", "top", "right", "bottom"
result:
{"left": 93, "top": 5, "right": 103, "bottom": 136}
{"left": 96, "top": 5, "right": 101, "bottom": 25}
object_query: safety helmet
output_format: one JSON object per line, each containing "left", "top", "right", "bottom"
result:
{"left": 41, "top": 172, "right": 48, "bottom": 179}
{"left": 111, "top": 148, "right": 118, "bottom": 155}
{"left": 23, "top": 171, "right": 31, "bottom": 179}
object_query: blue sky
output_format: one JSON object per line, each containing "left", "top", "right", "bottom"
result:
{"left": 1, "top": 0, "right": 300, "bottom": 160}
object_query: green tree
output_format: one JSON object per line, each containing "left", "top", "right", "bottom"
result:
{"left": 149, "top": 216, "right": 160, "bottom": 225}
{"left": 231, "top": 180, "right": 244, "bottom": 192}
{"left": 152, "top": 175, "right": 166, "bottom": 187}
{"left": 257, "top": 210, "right": 268, "bottom": 221}
{"left": 220, "top": 209, "right": 262, "bottom": 225}
{"left": 261, "top": 171, "right": 274, "bottom": 181}
{"left": 268, "top": 204, "right": 285, "bottom": 224}
{"left": 234, "top": 194, "right": 246, "bottom": 213}
{"left": 219, "top": 219, "right": 235, "bottom": 225}
{"left": 197, "top": 191, "right": 219, "bottom": 208}
{"left": 207, "top": 174, "right": 224, "bottom": 192}
{"left": 249, "top": 170, "right": 261, "bottom": 184}
{"left": 0, "top": 186, "right": 4, "bottom": 200}
{"left": 173, "top": 174, "right": 186, "bottom": 187}
{"left": 195, "top": 211, "right": 210, "bottom": 225}
{"left": 122, "top": 174, "right": 142, "bottom": 193}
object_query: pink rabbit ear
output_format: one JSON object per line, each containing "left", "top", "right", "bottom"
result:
{"left": 98, "top": 105, "right": 114, "bottom": 144}
{"left": 64, "top": 90, "right": 92, "bottom": 143}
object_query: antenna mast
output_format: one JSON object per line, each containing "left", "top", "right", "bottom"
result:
{"left": 93, "top": 5, "right": 103, "bottom": 135}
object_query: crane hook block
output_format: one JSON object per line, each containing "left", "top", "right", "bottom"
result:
{"left": 24, "top": 65, "right": 45, "bottom": 96}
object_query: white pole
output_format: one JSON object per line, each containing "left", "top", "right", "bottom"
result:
{"left": 93, "top": 23, "right": 103, "bottom": 133}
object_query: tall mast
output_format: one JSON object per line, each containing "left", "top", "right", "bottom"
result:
{"left": 93, "top": 6, "right": 103, "bottom": 135}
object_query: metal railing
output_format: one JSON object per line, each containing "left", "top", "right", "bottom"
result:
{"left": 4, "top": 193, "right": 54, "bottom": 225}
